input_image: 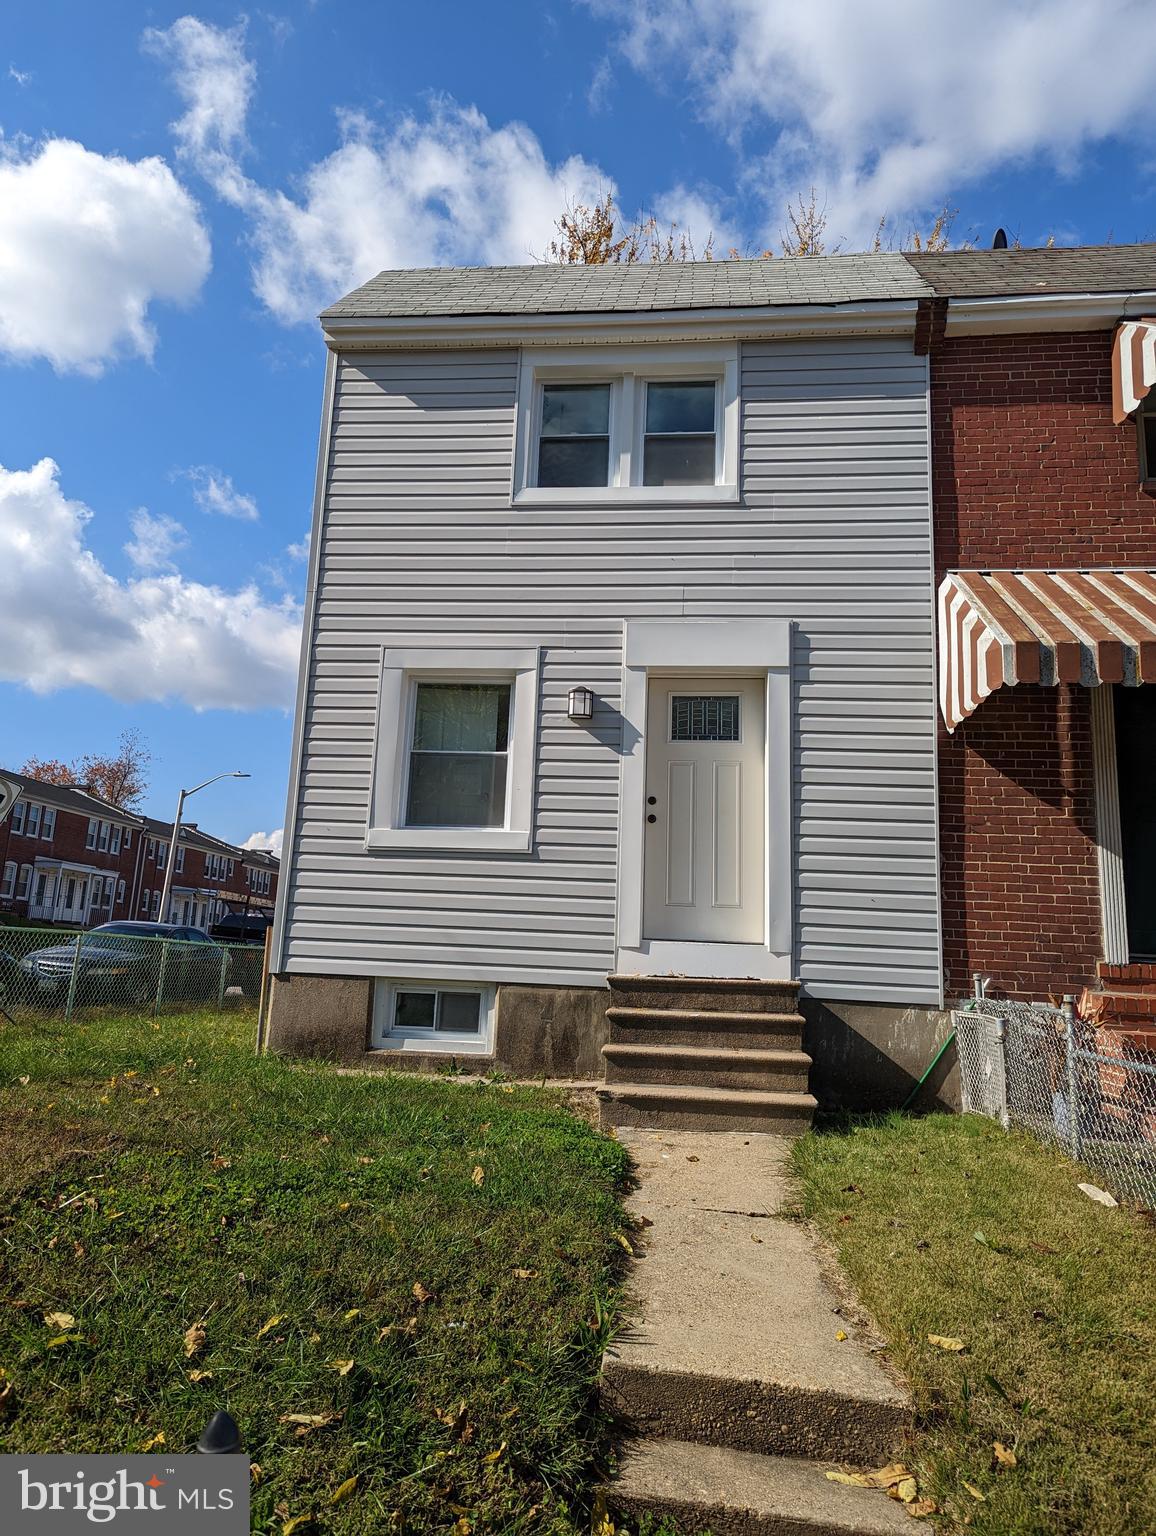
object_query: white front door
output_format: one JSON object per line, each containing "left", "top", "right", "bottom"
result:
{"left": 642, "top": 676, "right": 766, "bottom": 944}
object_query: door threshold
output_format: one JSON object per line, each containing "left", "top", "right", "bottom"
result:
{"left": 616, "top": 941, "right": 791, "bottom": 981}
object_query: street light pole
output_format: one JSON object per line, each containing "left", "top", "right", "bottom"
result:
{"left": 158, "top": 771, "right": 250, "bottom": 925}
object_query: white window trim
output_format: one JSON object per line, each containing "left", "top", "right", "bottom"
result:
{"left": 615, "top": 619, "right": 794, "bottom": 981}
{"left": 41, "top": 807, "right": 55, "bottom": 842}
{"left": 1, "top": 862, "right": 15, "bottom": 899}
{"left": 512, "top": 342, "right": 740, "bottom": 508}
{"left": 371, "top": 978, "right": 495, "bottom": 1055}
{"left": 368, "top": 647, "right": 540, "bottom": 854}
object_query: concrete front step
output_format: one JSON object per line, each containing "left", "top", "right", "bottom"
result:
{"left": 609, "top": 973, "right": 801, "bottom": 1016}
{"left": 607, "top": 1438, "right": 914, "bottom": 1536}
{"left": 603, "top": 1041, "right": 812, "bottom": 1093}
{"left": 598, "top": 1082, "right": 817, "bottom": 1134}
{"left": 607, "top": 1005, "right": 804, "bottom": 1050}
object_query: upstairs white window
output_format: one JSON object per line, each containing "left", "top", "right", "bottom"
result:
{"left": 175, "top": 846, "right": 185, "bottom": 873}
{"left": 85, "top": 817, "right": 97, "bottom": 850}
{"left": 41, "top": 807, "right": 55, "bottom": 841}
{"left": 514, "top": 343, "right": 739, "bottom": 507}
{"left": 97, "top": 821, "right": 110, "bottom": 853}
{"left": 369, "top": 648, "right": 540, "bottom": 854}
{"left": 11, "top": 802, "right": 25, "bottom": 836}
{"left": 110, "top": 826, "right": 121, "bottom": 855}
{"left": 156, "top": 843, "right": 167, "bottom": 871}
{"left": 25, "top": 803, "right": 41, "bottom": 838}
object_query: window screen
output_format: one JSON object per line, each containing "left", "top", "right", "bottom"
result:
{"left": 537, "top": 383, "right": 611, "bottom": 488}
{"left": 643, "top": 381, "right": 716, "bottom": 486}
{"left": 405, "top": 683, "right": 511, "bottom": 828}
{"left": 671, "top": 695, "right": 740, "bottom": 741}
{"left": 394, "top": 989, "right": 482, "bottom": 1034}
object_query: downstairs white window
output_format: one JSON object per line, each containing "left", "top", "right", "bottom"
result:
{"left": 369, "top": 648, "right": 540, "bottom": 853}
{"left": 372, "top": 979, "right": 495, "bottom": 1055}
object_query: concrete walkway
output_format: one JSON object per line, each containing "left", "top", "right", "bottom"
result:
{"left": 602, "top": 1130, "right": 914, "bottom": 1534}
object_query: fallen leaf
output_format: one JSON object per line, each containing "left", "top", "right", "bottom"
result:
{"left": 46, "top": 1334, "right": 84, "bottom": 1348}
{"left": 993, "top": 1442, "right": 1017, "bottom": 1469}
{"left": 896, "top": 1477, "right": 918, "bottom": 1503}
{"left": 329, "top": 1475, "right": 359, "bottom": 1506}
{"left": 963, "top": 1482, "right": 986, "bottom": 1501}
{"left": 435, "top": 1401, "right": 468, "bottom": 1432}
{"left": 210, "top": 1156, "right": 231, "bottom": 1169}
{"left": 140, "top": 1432, "right": 165, "bottom": 1452}
{"left": 43, "top": 1312, "right": 76, "bottom": 1331}
{"left": 356, "top": 1155, "right": 374, "bottom": 1165}
{"left": 1077, "top": 1182, "right": 1118, "bottom": 1208}
{"left": 827, "top": 1470, "right": 874, "bottom": 1488}
{"left": 256, "top": 1315, "right": 286, "bottom": 1339}
{"left": 188, "top": 1369, "right": 213, "bottom": 1383}
{"left": 483, "top": 1441, "right": 506, "bottom": 1464}
{"left": 279, "top": 1412, "right": 342, "bottom": 1436}
{"left": 342, "top": 1309, "right": 361, "bottom": 1322}
{"left": 17, "top": 1075, "right": 29, "bottom": 1087}
{"left": 453, "top": 1520, "right": 471, "bottom": 1536}
{"left": 183, "top": 1323, "right": 207, "bottom": 1359}
{"left": 282, "top": 1516, "right": 316, "bottom": 1535}
{"left": 835, "top": 1330, "right": 848, "bottom": 1342}
{"left": 512, "top": 1268, "right": 538, "bottom": 1279}
{"left": 907, "top": 1499, "right": 937, "bottom": 1518}
{"left": 412, "top": 1283, "right": 435, "bottom": 1304}
{"left": 973, "top": 1231, "right": 990, "bottom": 1247}
{"left": 471, "top": 1165, "right": 485, "bottom": 1187}
{"left": 327, "top": 1359, "right": 354, "bottom": 1376}
{"left": 250, "top": 1465, "right": 264, "bottom": 1485}
{"left": 1029, "top": 1241, "right": 1058, "bottom": 1255}
{"left": 928, "top": 1334, "right": 966, "bottom": 1352}
{"left": 337, "top": 1201, "right": 352, "bottom": 1212}
{"left": 827, "top": 1463, "right": 911, "bottom": 1491}
{"left": 615, "top": 1233, "right": 634, "bottom": 1256}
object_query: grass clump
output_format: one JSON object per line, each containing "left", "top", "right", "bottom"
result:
{"left": 792, "top": 1112, "right": 1156, "bottom": 1535}
{"left": 0, "top": 1007, "right": 630, "bottom": 1533}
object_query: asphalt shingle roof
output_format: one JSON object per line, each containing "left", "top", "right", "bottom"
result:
{"left": 2, "top": 769, "right": 144, "bottom": 826}
{"left": 321, "top": 244, "right": 1156, "bottom": 323}
{"left": 905, "top": 243, "right": 1156, "bottom": 298}
{"left": 321, "top": 254, "right": 930, "bottom": 320}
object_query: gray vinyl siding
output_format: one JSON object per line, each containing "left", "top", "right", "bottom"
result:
{"left": 283, "top": 337, "right": 939, "bottom": 1004}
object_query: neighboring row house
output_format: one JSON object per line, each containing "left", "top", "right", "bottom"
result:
{"left": 266, "top": 242, "right": 1156, "bottom": 1119}
{"left": 0, "top": 770, "right": 279, "bottom": 935}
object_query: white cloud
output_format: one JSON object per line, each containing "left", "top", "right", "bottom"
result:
{"left": 8, "top": 65, "right": 31, "bottom": 86}
{"left": 143, "top": 15, "right": 254, "bottom": 167}
{"left": 185, "top": 466, "right": 259, "bottom": 520}
{"left": 0, "top": 138, "right": 211, "bottom": 374}
{"left": 287, "top": 529, "right": 311, "bottom": 561}
{"left": 590, "top": 0, "right": 1156, "bottom": 245}
{"left": 125, "top": 509, "right": 188, "bottom": 572}
{"left": 0, "top": 458, "right": 300, "bottom": 710}
{"left": 243, "top": 828, "right": 283, "bottom": 856}
{"left": 649, "top": 185, "right": 745, "bottom": 259}
{"left": 149, "top": 18, "right": 610, "bottom": 323}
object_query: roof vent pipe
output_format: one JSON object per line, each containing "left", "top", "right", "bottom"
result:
{"left": 992, "top": 228, "right": 1009, "bottom": 249}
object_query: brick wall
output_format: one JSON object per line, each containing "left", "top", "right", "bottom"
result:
{"left": 934, "top": 329, "right": 1155, "bottom": 998}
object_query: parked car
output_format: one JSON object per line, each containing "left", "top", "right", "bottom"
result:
{"left": 19, "top": 922, "right": 229, "bottom": 1008}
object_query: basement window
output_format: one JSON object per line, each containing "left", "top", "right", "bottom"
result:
{"left": 372, "top": 979, "right": 495, "bottom": 1055}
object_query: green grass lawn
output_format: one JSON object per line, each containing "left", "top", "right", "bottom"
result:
{"left": 791, "top": 1113, "right": 1156, "bottom": 1536}
{"left": 0, "top": 1007, "right": 630, "bottom": 1534}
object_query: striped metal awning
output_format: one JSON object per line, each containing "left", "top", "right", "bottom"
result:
{"left": 938, "top": 569, "right": 1156, "bottom": 730}
{"left": 1112, "top": 319, "right": 1156, "bottom": 423}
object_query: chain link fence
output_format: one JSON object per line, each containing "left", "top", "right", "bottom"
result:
{"left": 0, "top": 922, "right": 264, "bottom": 1022}
{"left": 955, "top": 995, "right": 1156, "bottom": 1208}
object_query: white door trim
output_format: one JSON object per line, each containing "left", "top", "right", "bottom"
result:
{"left": 616, "top": 620, "right": 793, "bottom": 979}
{"left": 1091, "top": 683, "right": 1128, "bottom": 964}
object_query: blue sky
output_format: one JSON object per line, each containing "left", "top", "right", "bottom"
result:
{"left": 1, "top": 1, "right": 1153, "bottom": 852}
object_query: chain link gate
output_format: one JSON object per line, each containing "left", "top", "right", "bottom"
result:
{"left": 955, "top": 993, "right": 1156, "bottom": 1208}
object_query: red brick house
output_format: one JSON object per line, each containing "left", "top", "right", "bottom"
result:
{"left": 0, "top": 771, "right": 142, "bottom": 926}
{"left": 134, "top": 819, "right": 278, "bottom": 932}
{"left": 910, "top": 244, "right": 1156, "bottom": 1026}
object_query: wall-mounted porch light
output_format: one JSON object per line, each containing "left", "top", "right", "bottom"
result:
{"left": 567, "top": 686, "right": 595, "bottom": 722}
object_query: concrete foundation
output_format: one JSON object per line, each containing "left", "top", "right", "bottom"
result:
{"left": 264, "top": 974, "right": 609, "bottom": 1079}
{"left": 264, "top": 972, "right": 958, "bottom": 1110}
{"left": 800, "top": 997, "right": 959, "bottom": 1113}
